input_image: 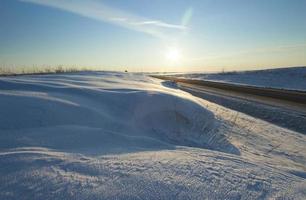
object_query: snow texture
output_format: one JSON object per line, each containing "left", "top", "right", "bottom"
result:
{"left": 0, "top": 72, "right": 305, "bottom": 199}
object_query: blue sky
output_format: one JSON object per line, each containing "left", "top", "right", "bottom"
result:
{"left": 1, "top": 0, "right": 306, "bottom": 72}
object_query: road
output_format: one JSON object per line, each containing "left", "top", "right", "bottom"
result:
{"left": 153, "top": 76, "right": 306, "bottom": 134}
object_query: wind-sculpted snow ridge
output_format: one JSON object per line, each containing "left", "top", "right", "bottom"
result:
{"left": 0, "top": 72, "right": 305, "bottom": 199}
{"left": 0, "top": 72, "right": 233, "bottom": 154}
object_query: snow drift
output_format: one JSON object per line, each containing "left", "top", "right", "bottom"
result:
{"left": 0, "top": 72, "right": 227, "bottom": 154}
{"left": 0, "top": 72, "right": 305, "bottom": 199}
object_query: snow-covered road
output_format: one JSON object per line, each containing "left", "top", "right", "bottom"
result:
{"left": 0, "top": 72, "right": 305, "bottom": 199}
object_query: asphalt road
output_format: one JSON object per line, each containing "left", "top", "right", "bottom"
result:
{"left": 153, "top": 76, "right": 306, "bottom": 134}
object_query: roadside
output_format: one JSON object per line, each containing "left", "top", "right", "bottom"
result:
{"left": 179, "top": 82, "right": 306, "bottom": 134}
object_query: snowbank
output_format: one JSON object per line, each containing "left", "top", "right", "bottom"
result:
{"left": 0, "top": 72, "right": 222, "bottom": 154}
{"left": 0, "top": 72, "right": 305, "bottom": 199}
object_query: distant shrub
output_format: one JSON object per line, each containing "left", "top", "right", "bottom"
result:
{"left": 55, "top": 65, "right": 64, "bottom": 73}
{"left": 218, "top": 70, "right": 238, "bottom": 75}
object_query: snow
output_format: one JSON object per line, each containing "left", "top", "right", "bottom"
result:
{"left": 175, "top": 66, "right": 306, "bottom": 91}
{"left": 0, "top": 72, "right": 306, "bottom": 199}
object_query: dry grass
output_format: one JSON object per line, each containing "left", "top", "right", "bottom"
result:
{"left": 0, "top": 65, "right": 98, "bottom": 76}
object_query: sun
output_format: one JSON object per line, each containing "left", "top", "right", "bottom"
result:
{"left": 165, "top": 47, "right": 181, "bottom": 62}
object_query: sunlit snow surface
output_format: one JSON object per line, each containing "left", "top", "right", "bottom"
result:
{"left": 0, "top": 72, "right": 305, "bottom": 199}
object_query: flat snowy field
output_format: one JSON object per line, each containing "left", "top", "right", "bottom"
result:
{"left": 0, "top": 72, "right": 305, "bottom": 199}
{"left": 174, "top": 66, "right": 306, "bottom": 91}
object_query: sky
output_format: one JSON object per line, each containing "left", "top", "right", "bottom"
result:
{"left": 0, "top": 0, "right": 306, "bottom": 72}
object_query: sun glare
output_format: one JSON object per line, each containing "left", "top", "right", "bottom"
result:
{"left": 165, "top": 47, "right": 181, "bottom": 62}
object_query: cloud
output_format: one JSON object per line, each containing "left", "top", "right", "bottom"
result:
{"left": 21, "top": 0, "right": 188, "bottom": 39}
{"left": 132, "top": 20, "right": 186, "bottom": 30}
